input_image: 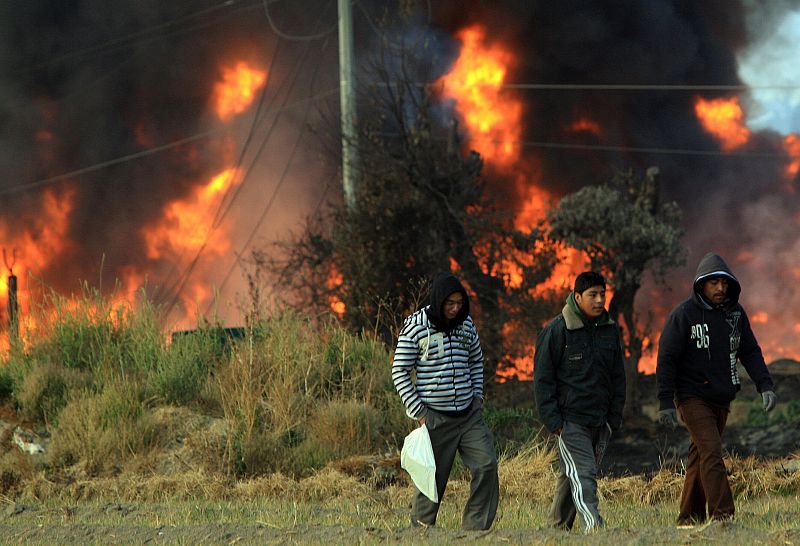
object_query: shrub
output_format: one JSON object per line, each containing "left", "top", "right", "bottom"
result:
{"left": 25, "top": 285, "right": 165, "bottom": 380}
{"left": 47, "top": 378, "right": 157, "bottom": 475}
{"left": 150, "top": 330, "right": 217, "bottom": 405}
{"left": 746, "top": 399, "right": 800, "bottom": 427}
{"left": 17, "top": 363, "right": 88, "bottom": 425}
{"left": 306, "top": 399, "right": 385, "bottom": 458}
{"left": 0, "top": 365, "right": 15, "bottom": 401}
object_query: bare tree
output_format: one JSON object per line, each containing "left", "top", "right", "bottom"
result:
{"left": 252, "top": 25, "right": 560, "bottom": 382}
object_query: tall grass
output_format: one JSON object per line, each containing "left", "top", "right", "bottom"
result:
{"left": 0, "top": 286, "right": 405, "bottom": 480}
{"left": 216, "top": 310, "right": 403, "bottom": 477}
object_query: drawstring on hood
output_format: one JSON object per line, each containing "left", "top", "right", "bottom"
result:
{"left": 692, "top": 252, "right": 741, "bottom": 311}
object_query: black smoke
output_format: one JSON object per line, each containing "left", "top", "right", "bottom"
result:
{"left": 0, "top": 0, "right": 337, "bottom": 321}
{"left": 428, "top": 0, "right": 800, "bottom": 359}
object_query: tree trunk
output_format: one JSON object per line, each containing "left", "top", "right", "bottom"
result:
{"left": 608, "top": 282, "right": 643, "bottom": 419}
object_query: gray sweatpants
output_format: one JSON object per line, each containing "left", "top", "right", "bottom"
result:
{"left": 549, "top": 420, "right": 612, "bottom": 532}
{"left": 411, "top": 399, "right": 499, "bottom": 530}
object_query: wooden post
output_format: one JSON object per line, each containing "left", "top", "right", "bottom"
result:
{"left": 7, "top": 273, "right": 18, "bottom": 342}
{"left": 4, "top": 249, "right": 18, "bottom": 343}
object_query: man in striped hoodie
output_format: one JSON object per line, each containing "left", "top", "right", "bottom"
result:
{"left": 392, "top": 271, "right": 499, "bottom": 530}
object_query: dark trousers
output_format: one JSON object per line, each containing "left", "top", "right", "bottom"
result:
{"left": 549, "top": 420, "right": 611, "bottom": 533}
{"left": 677, "top": 397, "right": 734, "bottom": 522}
{"left": 411, "top": 400, "right": 499, "bottom": 530}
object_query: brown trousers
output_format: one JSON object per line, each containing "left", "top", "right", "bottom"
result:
{"left": 676, "top": 397, "right": 734, "bottom": 522}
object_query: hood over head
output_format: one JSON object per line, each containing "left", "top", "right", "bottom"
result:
{"left": 692, "top": 252, "right": 741, "bottom": 309}
{"left": 426, "top": 271, "right": 470, "bottom": 331}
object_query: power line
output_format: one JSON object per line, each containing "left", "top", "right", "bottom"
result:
{"left": 0, "top": 128, "right": 222, "bottom": 197}
{"left": 262, "top": 0, "right": 338, "bottom": 41}
{"left": 206, "top": 104, "right": 313, "bottom": 314}
{"left": 14, "top": 0, "right": 265, "bottom": 76}
{"left": 201, "top": 31, "right": 335, "bottom": 316}
{"left": 375, "top": 81, "right": 800, "bottom": 92}
{"left": 372, "top": 131, "right": 796, "bottom": 160}
{"left": 151, "top": 36, "right": 285, "bottom": 304}
{"left": 502, "top": 83, "right": 800, "bottom": 91}
{"left": 517, "top": 140, "right": 796, "bottom": 159}
{"left": 163, "top": 6, "right": 334, "bottom": 319}
{"left": 0, "top": 89, "right": 337, "bottom": 199}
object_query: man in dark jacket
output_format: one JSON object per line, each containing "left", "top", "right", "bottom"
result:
{"left": 392, "top": 272, "right": 498, "bottom": 530}
{"left": 657, "top": 252, "right": 776, "bottom": 525}
{"left": 534, "top": 271, "right": 626, "bottom": 533}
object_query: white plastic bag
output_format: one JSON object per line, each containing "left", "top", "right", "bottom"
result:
{"left": 401, "top": 425, "right": 438, "bottom": 502}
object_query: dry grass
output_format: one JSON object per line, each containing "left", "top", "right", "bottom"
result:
{"left": 46, "top": 377, "right": 158, "bottom": 475}
{"left": 499, "top": 438, "right": 558, "bottom": 502}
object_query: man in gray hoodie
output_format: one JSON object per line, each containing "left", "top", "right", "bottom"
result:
{"left": 657, "top": 252, "right": 777, "bottom": 525}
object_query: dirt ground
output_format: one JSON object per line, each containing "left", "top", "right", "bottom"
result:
{"left": 2, "top": 508, "right": 800, "bottom": 546}
{"left": 0, "top": 522, "right": 798, "bottom": 545}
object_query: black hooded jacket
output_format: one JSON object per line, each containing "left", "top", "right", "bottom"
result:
{"left": 656, "top": 253, "right": 774, "bottom": 411}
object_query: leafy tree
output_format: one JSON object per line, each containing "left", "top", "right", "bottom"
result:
{"left": 546, "top": 167, "right": 686, "bottom": 417}
{"left": 251, "top": 27, "right": 560, "bottom": 382}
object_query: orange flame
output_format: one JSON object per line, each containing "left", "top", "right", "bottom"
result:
{"left": 213, "top": 61, "right": 267, "bottom": 122}
{"left": 439, "top": 26, "right": 523, "bottom": 169}
{"left": 0, "top": 189, "right": 76, "bottom": 350}
{"left": 694, "top": 96, "right": 751, "bottom": 151}
{"left": 751, "top": 311, "right": 769, "bottom": 325}
{"left": 143, "top": 168, "right": 240, "bottom": 260}
{"left": 569, "top": 117, "right": 602, "bottom": 136}
{"left": 783, "top": 133, "right": 800, "bottom": 186}
{"left": 326, "top": 268, "right": 345, "bottom": 317}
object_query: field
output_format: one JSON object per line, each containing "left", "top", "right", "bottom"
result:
{"left": 0, "top": 289, "right": 799, "bottom": 544}
{"left": 1, "top": 467, "right": 799, "bottom": 545}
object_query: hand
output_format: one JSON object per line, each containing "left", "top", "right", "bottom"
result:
{"left": 417, "top": 415, "right": 427, "bottom": 427}
{"left": 659, "top": 409, "right": 679, "bottom": 429}
{"left": 553, "top": 427, "right": 562, "bottom": 436}
{"left": 762, "top": 390, "right": 777, "bottom": 413}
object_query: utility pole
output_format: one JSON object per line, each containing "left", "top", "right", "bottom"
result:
{"left": 338, "top": 0, "right": 358, "bottom": 210}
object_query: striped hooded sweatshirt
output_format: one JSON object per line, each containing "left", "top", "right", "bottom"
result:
{"left": 391, "top": 272, "right": 484, "bottom": 420}
{"left": 657, "top": 252, "right": 774, "bottom": 410}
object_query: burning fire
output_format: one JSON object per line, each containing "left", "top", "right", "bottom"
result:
{"left": 143, "top": 168, "right": 241, "bottom": 260}
{"left": 326, "top": 268, "right": 345, "bottom": 317}
{"left": 750, "top": 311, "right": 769, "bottom": 324}
{"left": 783, "top": 133, "right": 800, "bottom": 186}
{"left": 569, "top": 117, "right": 602, "bottom": 136}
{"left": 439, "top": 26, "right": 523, "bottom": 169}
{"left": 213, "top": 61, "right": 267, "bottom": 121}
{"left": 0, "top": 188, "right": 74, "bottom": 310}
{"left": 694, "top": 96, "right": 751, "bottom": 151}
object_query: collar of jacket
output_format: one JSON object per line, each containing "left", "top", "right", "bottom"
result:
{"left": 562, "top": 292, "right": 614, "bottom": 331}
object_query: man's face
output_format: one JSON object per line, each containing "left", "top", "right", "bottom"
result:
{"left": 443, "top": 291, "right": 464, "bottom": 321}
{"left": 702, "top": 277, "right": 728, "bottom": 305}
{"left": 575, "top": 285, "right": 606, "bottom": 320}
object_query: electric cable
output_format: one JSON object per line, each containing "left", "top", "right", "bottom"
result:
{"left": 262, "top": 0, "right": 337, "bottom": 41}
{"left": 151, "top": 36, "right": 284, "bottom": 304}
{"left": 14, "top": 0, "right": 265, "bottom": 76}
{"left": 162, "top": 7, "right": 334, "bottom": 319}
{"left": 0, "top": 89, "right": 337, "bottom": 199}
